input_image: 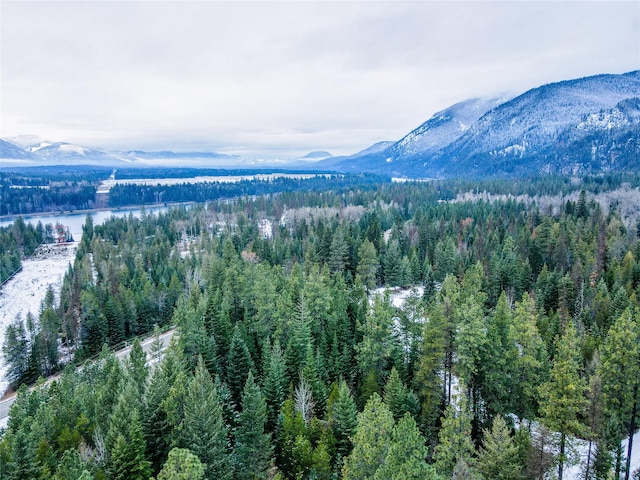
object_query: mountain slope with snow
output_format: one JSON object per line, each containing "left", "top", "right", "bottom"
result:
{"left": 321, "top": 71, "right": 640, "bottom": 177}
{"left": 431, "top": 70, "right": 640, "bottom": 176}
{"left": 0, "top": 139, "right": 37, "bottom": 162}
{"left": 389, "top": 97, "right": 506, "bottom": 159}
{"left": 29, "top": 142, "right": 131, "bottom": 166}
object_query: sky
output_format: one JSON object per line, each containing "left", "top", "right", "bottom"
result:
{"left": 1, "top": 1, "right": 639, "bottom": 159}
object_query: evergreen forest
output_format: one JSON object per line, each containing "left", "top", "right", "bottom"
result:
{"left": 1, "top": 176, "right": 640, "bottom": 480}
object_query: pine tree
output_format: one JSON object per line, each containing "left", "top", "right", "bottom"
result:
{"left": 127, "top": 337, "right": 149, "bottom": 396}
{"left": 156, "top": 448, "right": 205, "bottom": 480}
{"left": 143, "top": 351, "right": 182, "bottom": 474}
{"left": 342, "top": 393, "right": 394, "bottom": 480}
{"left": 454, "top": 295, "right": 487, "bottom": 426}
{"left": 598, "top": 308, "right": 640, "bottom": 480}
{"left": 383, "top": 240, "right": 402, "bottom": 287}
{"left": 106, "top": 383, "right": 141, "bottom": 460}
{"left": 356, "top": 293, "right": 396, "bottom": 387}
{"left": 54, "top": 449, "right": 86, "bottom": 480}
{"left": 328, "top": 380, "right": 358, "bottom": 460}
{"left": 179, "top": 358, "right": 232, "bottom": 480}
{"left": 434, "top": 392, "right": 475, "bottom": 477}
{"left": 149, "top": 324, "right": 165, "bottom": 363}
{"left": 357, "top": 239, "right": 379, "bottom": 290}
{"left": 274, "top": 398, "right": 307, "bottom": 479}
{"left": 302, "top": 345, "right": 326, "bottom": 416}
{"left": 476, "top": 415, "right": 523, "bottom": 480}
{"left": 481, "top": 293, "right": 515, "bottom": 419}
{"left": 108, "top": 415, "right": 152, "bottom": 480}
{"left": 2, "top": 316, "right": 29, "bottom": 387}
{"left": 507, "top": 293, "right": 549, "bottom": 421}
{"left": 227, "top": 324, "right": 255, "bottom": 407}
{"left": 384, "top": 367, "right": 410, "bottom": 421}
{"left": 538, "top": 322, "right": 589, "bottom": 480}
{"left": 374, "top": 413, "right": 439, "bottom": 480}
{"left": 262, "top": 339, "right": 288, "bottom": 431}
{"left": 328, "top": 228, "right": 349, "bottom": 274}
{"left": 234, "top": 372, "right": 272, "bottom": 480}
{"left": 414, "top": 301, "right": 446, "bottom": 445}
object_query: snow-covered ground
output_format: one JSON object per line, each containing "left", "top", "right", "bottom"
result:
{"left": 564, "top": 431, "right": 640, "bottom": 480}
{"left": 0, "top": 243, "right": 77, "bottom": 396}
{"left": 369, "top": 285, "right": 425, "bottom": 308}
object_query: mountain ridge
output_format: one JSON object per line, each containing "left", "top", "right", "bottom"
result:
{"left": 322, "top": 70, "right": 640, "bottom": 177}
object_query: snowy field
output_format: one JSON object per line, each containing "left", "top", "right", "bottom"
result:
{"left": 0, "top": 243, "right": 77, "bottom": 396}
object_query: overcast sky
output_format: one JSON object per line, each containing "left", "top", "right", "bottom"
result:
{"left": 1, "top": 1, "right": 639, "bottom": 158}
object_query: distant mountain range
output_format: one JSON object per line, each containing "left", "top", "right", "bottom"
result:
{"left": 0, "top": 140, "right": 237, "bottom": 168}
{"left": 2, "top": 71, "right": 639, "bottom": 177}
{"left": 322, "top": 70, "right": 640, "bottom": 177}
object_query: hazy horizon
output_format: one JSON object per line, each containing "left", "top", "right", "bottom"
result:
{"left": 2, "top": 1, "right": 639, "bottom": 159}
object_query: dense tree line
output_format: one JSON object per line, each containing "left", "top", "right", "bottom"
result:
{"left": 113, "top": 167, "right": 333, "bottom": 180}
{"left": 2, "top": 177, "right": 640, "bottom": 479}
{"left": 107, "top": 173, "right": 388, "bottom": 207}
{"left": 0, "top": 168, "right": 114, "bottom": 216}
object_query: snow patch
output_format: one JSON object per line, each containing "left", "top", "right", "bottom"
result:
{"left": 0, "top": 244, "right": 77, "bottom": 395}
{"left": 58, "top": 144, "right": 87, "bottom": 155}
{"left": 577, "top": 108, "right": 628, "bottom": 131}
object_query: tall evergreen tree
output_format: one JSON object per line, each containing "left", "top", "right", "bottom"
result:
{"left": 433, "top": 391, "right": 475, "bottom": 478}
{"left": 108, "top": 416, "right": 152, "bottom": 480}
{"left": 481, "top": 293, "right": 515, "bottom": 420}
{"left": 476, "top": 415, "right": 523, "bottom": 480}
{"left": 598, "top": 308, "right": 640, "bottom": 480}
{"left": 234, "top": 372, "right": 272, "bottom": 480}
{"left": 374, "top": 413, "right": 439, "bottom": 480}
{"left": 179, "top": 358, "right": 232, "bottom": 480}
{"left": 127, "top": 337, "right": 149, "bottom": 396}
{"left": 538, "top": 322, "right": 589, "bottom": 480}
{"left": 262, "top": 339, "right": 288, "bottom": 431}
{"left": 342, "top": 393, "right": 394, "bottom": 480}
{"left": 384, "top": 367, "right": 410, "bottom": 421}
{"left": 507, "top": 293, "right": 549, "bottom": 421}
{"left": 356, "top": 239, "right": 379, "bottom": 290}
{"left": 414, "top": 301, "right": 446, "bottom": 445}
{"left": 328, "top": 380, "right": 358, "bottom": 461}
{"left": 2, "top": 316, "right": 29, "bottom": 387}
{"left": 227, "top": 325, "right": 255, "bottom": 407}
{"left": 156, "top": 448, "right": 205, "bottom": 480}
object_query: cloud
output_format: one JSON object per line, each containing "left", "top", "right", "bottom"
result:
{"left": 1, "top": 1, "right": 639, "bottom": 158}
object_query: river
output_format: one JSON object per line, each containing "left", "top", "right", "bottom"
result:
{"left": 0, "top": 206, "right": 169, "bottom": 241}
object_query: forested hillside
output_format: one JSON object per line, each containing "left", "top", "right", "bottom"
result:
{"left": 1, "top": 176, "right": 639, "bottom": 480}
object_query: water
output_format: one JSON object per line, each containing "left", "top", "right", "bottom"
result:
{"left": 0, "top": 206, "right": 167, "bottom": 241}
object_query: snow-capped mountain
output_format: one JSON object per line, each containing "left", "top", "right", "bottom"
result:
{"left": 0, "top": 142, "right": 236, "bottom": 167}
{"left": 29, "top": 142, "right": 128, "bottom": 165}
{"left": 389, "top": 97, "right": 507, "bottom": 159}
{"left": 119, "top": 150, "right": 236, "bottom": 161}
{"left": 320, "top": 97, "right": 507, "bottom": 175}
{"left": 0, "top": 139, "right": 37, "bottom": 162}
{"left": 323, "top": 70, "right": 640, "bottom": 177}
{"left": 433, "top": 70, "right": 640, "bottom": 176}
